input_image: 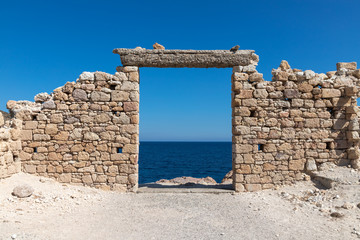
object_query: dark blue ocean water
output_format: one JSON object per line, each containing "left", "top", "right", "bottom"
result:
{"left": 139, "top": 142, "right": 232, "bottom": 184}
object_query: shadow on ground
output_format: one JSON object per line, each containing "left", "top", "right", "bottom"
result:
{"left": 138, "top": 183, "right": 234, "bottom": 193}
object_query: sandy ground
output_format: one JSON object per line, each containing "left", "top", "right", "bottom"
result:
{"left": 0, "top": 171, "right": 360, "bottom": 240}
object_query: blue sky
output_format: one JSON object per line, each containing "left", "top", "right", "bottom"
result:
{"left": 0, "top": 0, "right": 359, "bottom": 141}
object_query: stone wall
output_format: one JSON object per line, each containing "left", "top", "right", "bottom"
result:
{"left": 0, "top": 115, "right": 22, "bottom": 179}
{"left": 232, "top": 61, "right": 360, "bottom": 192}
{"left": 8, "top": 67, "right": 140, "bottom": 191}
{"left": 2, "top": 47, "right": 360, "bottom": 193}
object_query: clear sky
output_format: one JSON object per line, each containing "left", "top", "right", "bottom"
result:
{"left": 0, "top": 0, "right": 359, "bottom": 141}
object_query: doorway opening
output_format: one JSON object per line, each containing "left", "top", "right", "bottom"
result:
{"left": 138, "top": 68, "right": 233, "bottom": 192}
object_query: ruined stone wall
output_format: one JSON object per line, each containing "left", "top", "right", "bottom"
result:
{"left": 0, "top": 114, "right": 22, "bottom": 179}
{"left": 8, "top": 67, "right": 140, "bottom": 191}
{"left": 2, "top": 47, "right": 360, "bottom": 193}
{"left": 232, "top": 61, "right": 360, "bottom": 192}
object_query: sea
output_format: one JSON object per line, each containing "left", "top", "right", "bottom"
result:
{"left": 138, "top": 142, "right": 232, "bottom": 184}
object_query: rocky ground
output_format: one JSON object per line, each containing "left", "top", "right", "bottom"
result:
{"left": 0, "top": 167, "right": 360, "bottom": 240}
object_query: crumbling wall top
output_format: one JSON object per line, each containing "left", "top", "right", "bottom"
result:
{"left": 113, "top": 48, "right": 258, "bottom": 68}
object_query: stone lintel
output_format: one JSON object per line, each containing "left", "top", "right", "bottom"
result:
{"left": 113, "top": 48, "right": 257, "bottom": 68}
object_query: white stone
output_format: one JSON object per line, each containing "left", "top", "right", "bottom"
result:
{"left": 304, "top": 70, "right": 315, "bottom": 79}
{"left": 306, "top": 159, "right": 317, "bottom": 171}
{"left": 121, "top": 82, "right": 139, "bottom": 91}
{"left": 115, "top": 72, "right": 128, "bottom": 81}
{"left": 12, "top": 184, "right": 34, "bottom": 198}
{"left": 34, "top": 92, "right": 51, "bottom": 102}
{"left": 79, "top": 72, "right": 95, "bottom": 81}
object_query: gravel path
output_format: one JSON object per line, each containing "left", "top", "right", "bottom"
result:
{"left": 0, "top": 173, "right": 359, "bottom": 239}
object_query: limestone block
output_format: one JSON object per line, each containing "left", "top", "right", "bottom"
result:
{"left": 249, "top": 73, "right": 263, "bottom": 82}
{"left": 253, "top": 89, "right": 268, "bottom": 98}
{"left": 123, "top": 144, "right": 138, "bottom": 154}
{"left": 0, "top": 129, "right": 10, "bottom": 140}
{"left": 128, "top": 174, "right": 138, "bottom": 185}
{"left": 123, "top": 102, "right": 139, "bottom": 112}
{"left": 291, "top": 99, "right": 304, "bottom": 107}
{"left": 10, "top": 141, "right": 22, "bottom": 151}
{"left": 304, "top": 119, "right": 320, "bottom": 128}
{"left": 275, "top": 71, "right": 289, "bottom": 81}
{"left": 33, "top": 134, "right": 50, "bottom": 141}
{"left": 129, "top": 72, "right": 139, "bottom": 82}
{"left": 80, "top": 115, "right": 93, "bottom": 123}
{"left": 305, "top": 159, "right": 317, "bottom": 171}
{"left": 50, "top": 114, "right": 63, "bottom": 123}
{"left": 238, "top": 90, "right": 253, "bottom": 99}
{"left": 245, "top": 174, "right": 261, "bottom": 184}
{"left": 298, "top": 82, "right": 314, "bottom": 93}
{"left": 348, "top": 148, "right": 360, "bottom": 160}
{"left": 234, "top": 126, "right": 250, "bottom": 135}
{"left": 95, "top": 113, "right": 111, "bottom": 123}
{"left": 79, "top": 72, "right": 95, "bottom": 81}
{"left": 236, "top": 165, "right": 251, "bottom": 174}
{"left": 120, "top": 82, "right": 138, "bottom": 91}
{"left": 82, "top": 175, "right": 93, "bottom": 184}
{"left": 91, "top": 92, "right": 110, "bottom": 102}
{"left": 0, "top": 142, "right": 8, "bottom": 152}
{"left": 121, "top": 66, "right": 139, "bottom": 72}
{"left": 262, "top": 144, "right": 276, "bottom": 152}
{"left": 269, "top": 91, "right": 283, "bottom": 99}
{"left": 115, "top": 72, "right": 128, "bottom": 81}
{"left": 23, "top": 164, "right": 36, "bottom": 173}
{"left": 42, "top": 100, "right": 56, "bottom": 109}
{"left": 289, "top": 160, "right": 305, "bottom": 171}
{"left": 232, "top": 72, "right": 249, "bottom": 81}
{"left": 84, "top": 132, "right": 99, "bottom": 141}
{"left": 233, "top": 144, "right": 253, "bottom": 153}
{"left": 111, "top": 91, "right": 130, "bottom": 102}
{"left": 304, "top": 70, "right": 315, "bottom": 80}
{"left": 58, "top": 173, "right": 72, "bottom": 183}
{"left": 263, "top": 163, "right": 276, "bottom": 171}
{"left": 45, "top": 124, "right": 58, "bottom": 135}
{"left": 275, "top": 153, "right": 289, "bottom": 161}
{"left": 244, "top": 184, "right": 262, "bottom": 192}
{"left": 279, "top": 60, "right": 291, "bottom": 70}
{"left": 268, "top": 130, "right": 281, "bottom": 139}
{"left": 265, "top": 118, "right": 278, "bottom": 127}
{"left": 284, "top": 89, "right": 300, "bottom": 99}
{"left": 322, "top": 89, "right": 341, "bottom": 98}
{"left": 72, "top": 89, "right": 88, "bottom": 101}
{"left": 242, "top": 99, "right": 257, "bottom": 107}
{"left": 336, "top": 62, "right": 357, "bottom": 71}
{"left": 234, "top": 107, "right": 251, "bottom": 116}
{"left": 95, "top": 175, "right": 107, "bottom": 183}
{"left": 54, "top": 131, "right": 69, "bottom": 141}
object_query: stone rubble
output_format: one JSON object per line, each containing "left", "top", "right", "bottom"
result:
{"left": 153, "top": 42, "right": 165, "bottom": 50}
{"left": 12, "top": 184, "right": 34, "bottom": 198}
{"left": 155, "top": 176, "right": 217, "bottom": 185}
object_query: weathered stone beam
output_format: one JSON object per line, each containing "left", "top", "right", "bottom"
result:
{"left": 113, "top": 48, "right": 257, "bottom": 68}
